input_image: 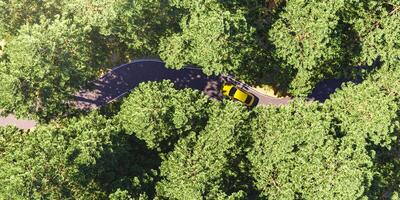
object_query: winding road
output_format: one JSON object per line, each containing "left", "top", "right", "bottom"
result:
{"left": 1, "top": 59, "right": 291, "bottom": 130}
{"left": 73, "top": 59, "right": 291, "bottom": 109}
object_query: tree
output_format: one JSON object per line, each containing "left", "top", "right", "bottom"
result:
{"left": 0, "top": 0, "right": 62, "bottom": 38}
{"left": 117, "top": 80, "right": 209, "bottom": 152}
{"left": 61, "top": 0, "right": 124, "bottom": 35}
{"left": 268, "top": 0, "right": 346, "bottom": 96}
{"left": 322, "top": 0, "right": 400, "bottom": 153}
{"left": 324, "top": 80, "right": 398, "bottom": 148}
{"left": 113, "top": 0, "right": 183, "bottom": 57}
{"left": 156, "top": 101, "right": 251, "bottom": 199}
{"left": 0, "top": 111, "right": 163, "bottom": 199}
{"left": 0, "top": 0, "right": 399, "bottom": 198}
{"left": 248, "top": 101, "right": 374, "bottom": 199}
{"left": 159, "top": 0, "right": 256, "bottom": 75}
{"left": 323, "top": 58, "right": 400, "bottom": 198}
{"left": 367, "top": 133, "right": 400, "bottom": 199}
{"left": 0, "top": 0, "right": 181, "bottom": 120}
{"left": 349, "top": 1, "right": 400, "bottom": 67}
{"left": 0, "top": 112, "right": 115, "bottom": 199}
{"left": 0, "top": 17, "right": 97, "bottom": 120}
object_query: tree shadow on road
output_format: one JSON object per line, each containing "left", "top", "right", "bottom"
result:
{"left": 72, "top": 61, "right": 225, "bottom": 110}
{"left": 308, "top": 58, "right": 382, "bottom": 103}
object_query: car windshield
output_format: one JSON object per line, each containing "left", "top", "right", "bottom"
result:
{"left": 245, "top": 95, "right": 252, "bottom": 104}
{"left": 228, "top": 87, "right": 237, "bottom": 97}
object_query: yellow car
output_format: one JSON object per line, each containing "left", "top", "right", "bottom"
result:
{"left": 222, "top": 83, "right": 256, "bottom": 106}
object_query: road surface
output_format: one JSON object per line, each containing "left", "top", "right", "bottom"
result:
{"left": 72, "top": 59, "right": 291, "bottom": 109}
{"left": 1, "top": 59, "right": 291, "bottom": 130}
{"left": 0, "top": 114, "right": 37, "bottom": 130}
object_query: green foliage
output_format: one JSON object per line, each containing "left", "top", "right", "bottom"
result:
{"left": 0, "top": 0, "right": 181, "bottom": 119}
{"left": 0, "top": 112, "right": 163, "bottom": 199}
{"left": 117, "top": 80, "right": 209, "bottom": 152}
{"left": 354, "top": 1, "right": 400, "bottom": 66}
{"left": 109, "top": 189, "right": 136, "bottom": 200}
{"left": 0, "top": 113, "right": 115, "bottom": 199}
{"left": 0, "top": 0, "right": 62, "bottom": 37}
{"left": 324, "top": 80, "right": 398, "bottom": 147}
{"left": 268, "top": 0, "right": 345, "bottom": 96}
{"left": 265, "top": 0, "right": 398, "bottom": 96}
{"left": 372, "top": 62, "right": 400, "bottom": 101}
{"left": 114, "top": 0, "right": 182, "bottom": 57}
{"left": 0, "top": 0, "right": 399, "bottom": 199}
{"left": 323, "top": 61, "right": 400, "bottom": 198}
{"left": 156, "top": 101, "right": 250, "bottom": 199}
{"left": 96, "top": 126, "right": 161, "bottom": 199}
{"left": 61, "top": 0, "right": 123, "bottom": 35}
{"left": 368, "top": 138, "right": 400, "bottom": 199}
{"left": 0, "top": 17, "right": 96, "bottom": 120}
{"left": 249, "top": 101, "right": 374, "bottom": 199}
{"left": 159, "top": 0, "right": 256, "bottom": 75}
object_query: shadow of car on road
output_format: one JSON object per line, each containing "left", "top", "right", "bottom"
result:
{"left": 249, "top": 95, "right": 260, "bottom": 109}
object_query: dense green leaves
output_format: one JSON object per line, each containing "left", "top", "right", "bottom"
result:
{"left": 159, "top": 0, "right": 256, "bottom": 75}
{"left": 0, "top": 17, "right": 95, "bottom": 119}
{"left": 117, "top": 80, "right": 209, "bottom": 152}
{"left": 0, "top": 112, "right": 163, "bottom": 199}
{"left": 249, "top": 102, "right": 373, "bottom": 199}
{"left": 0, "top": 0, "right": 62, "bottom": 37}
{"left": 268, "top": 0, "right": 345, "bottom": 96}
{"left": 0, "top": 113, "right": 115, "bottom": 199}
{"left": 1, "top": 0, "right": 400, "bottom": 199}
{"left": 0, "top": 0, "right": 179, "bottom": 119}
{"left": 325, "top": 81, "right": 398, "bottom": 147}
{"left": 354, "top": 1, "right": 400, "bottom": 66}
{"left": 115, "top": 0, "right": 182, "bottom": 56}
{"left": 61, "top": 0, "right": 123, "bottom": 35}
{"left": 156, "top": 101, "right": 250, "bottom": 199}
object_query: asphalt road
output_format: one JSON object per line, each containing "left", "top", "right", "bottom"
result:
{"left": 0, "top": 114, "right": 37, "bottom": 130}
{"left": 72, "top": 59, "right": 291, "bottom": 109}
{"left": 1, "top": 59, "right": 291, "bottom": 130}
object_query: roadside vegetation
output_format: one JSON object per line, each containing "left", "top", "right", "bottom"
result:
{"left": 0, "top": 0, "right": 399, "bottom": 199}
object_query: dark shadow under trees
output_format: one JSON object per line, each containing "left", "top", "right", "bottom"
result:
{"left": 366, "top": 133, "right": 400, "bottom": 199}
{"left": 80, "top": 131, "right": 162, "bottom": 199}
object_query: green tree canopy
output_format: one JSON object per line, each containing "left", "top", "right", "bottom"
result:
{"left": 156, "top": 101, "right": 251, "bottom": 199}
{"left": 268, "top": 0, "right": 345, "bottom": 96}
{"left": 0, "top": 0, "right": 187, "bottom": 119}
{"left": 350, "top": 1, "right": 400, "bottom": 67}
{"left": 0, "top": 17, "right": 96, "bottom": 119}
{"left": 0, "top": 0, "right": 399, "bottom": 199}
{"left": 117, "top": 80, "right": 209, "bottom": 152}
{"left": 0, "top": 113, "right": 115, "bottom": 199}
{"left": 0, "top": 0, "right": 62, "bottom": 38}
{"left": 0, "top": 111, "right": 163, "bottom": 199}
{"left": 114, "top": 0, "right": 182, "bottom": 57}
{"left": 249, "top": 101, "right": 374, "bottom": 199}
{"left": 159, "top": 0, "right": 256, "bottom": 75}
{"left": 324, "top": 81, "right": 398, "bottom": 147}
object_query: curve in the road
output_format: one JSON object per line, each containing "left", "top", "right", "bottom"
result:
{"left": 72, "top": 59, "right": 291, "bottom": 109}
{"left": 0, "top": 59, "right": 291, "bottom": 130}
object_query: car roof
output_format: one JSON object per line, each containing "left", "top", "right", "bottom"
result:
{"left": 233, "top": 88, "right": 249, "bottom": 102}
